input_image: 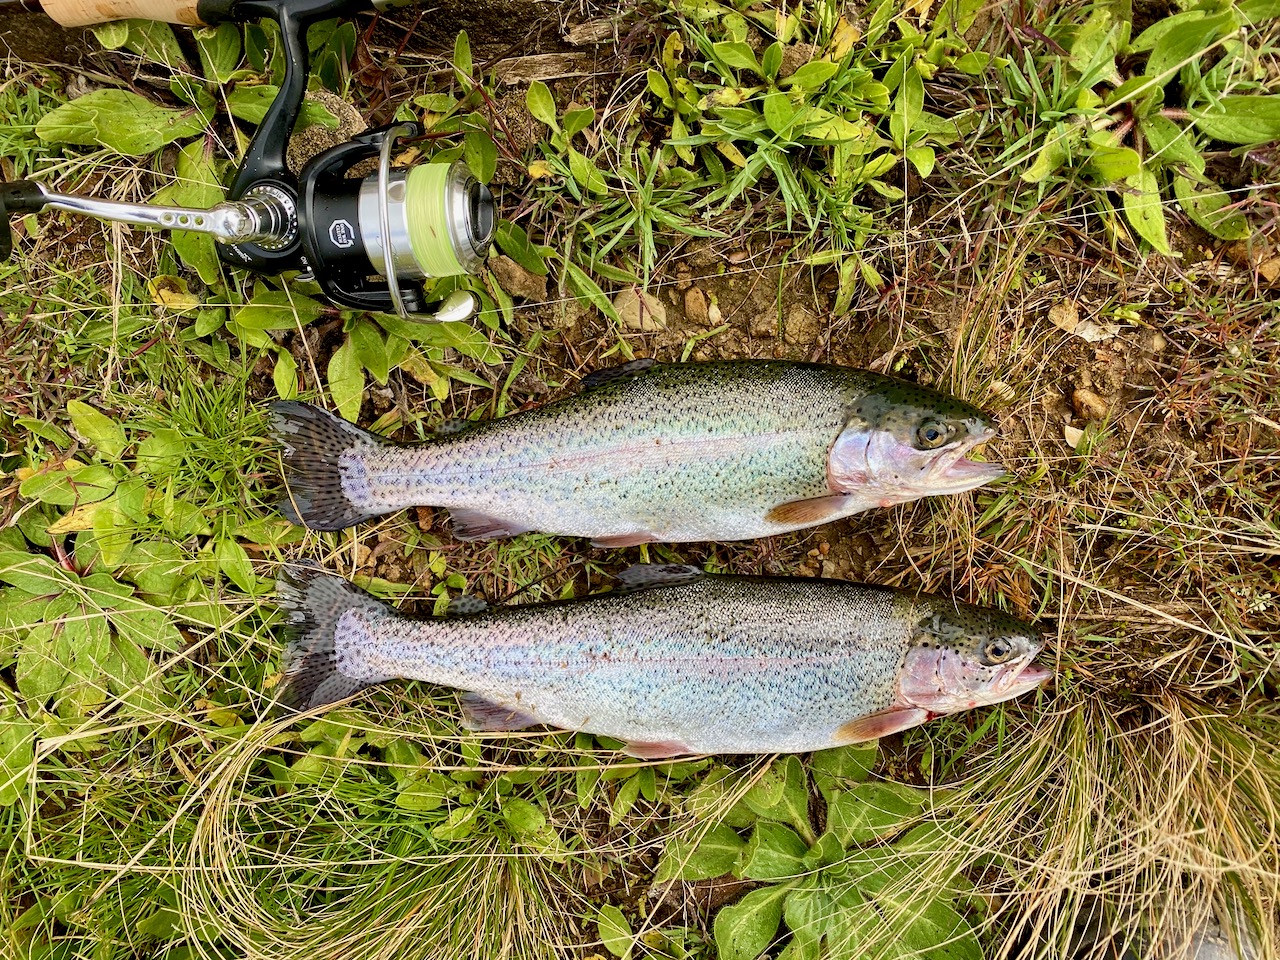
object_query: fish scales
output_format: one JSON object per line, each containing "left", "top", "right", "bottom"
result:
{"left": 272, "top": 360, "right": 1004, "bottom": 541}
{"left": 278, "top": 567, "right": 1049, "bottom": 756}
{"left": 348, "top": 363, "right": 856, "bottom": 540}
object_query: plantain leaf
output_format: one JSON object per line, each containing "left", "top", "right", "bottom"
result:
{"left": 36, "top": 90, "right": 210, "bottom": 156}
{"left": 1122, "top": 164, "right": 1173, "bottom": 254}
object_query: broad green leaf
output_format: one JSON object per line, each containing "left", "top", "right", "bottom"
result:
{"left": 811, "top": 742, "right": 876, "bottom": 802}
{"left": 0, "top": 695, "right": 34, "bottom": 806}
{"left": 1022, "top": 126, "right": 1076, "bottom": 183}
{"left": 495, "top": 220, "right": 549, "bottom": 276}
{"left": 562, "top": 106, "right": 596, "bottom": 140}
{"left": 19, "top": 461, "right": 117, "bottom": 507}
{"left": 453, "top": 30, "right": 473, "bottom": 80}
{"left": 647, "top": 69, "right": 672, "bottom": 103}
{"left": 1145, "top": 11, "right": 1238, "bottom": 81}
{"left": 526, "top": 81, "right": 559, "bottom": 130}
{"left": 16, "top": 621, "right": 69, "bottom": 702}
{"left": 567, "top": 148, "right": 608, "bottom": 195}
{"left": 1087, "top": 143, "right": 1142, "bottom": 183}
{"left": 741, "top": 756, "right": 810, "bottom": 838}
{"left": 1139, "top": 115, "right": 1204, "bottom": 170}
{"left": 233, "top": 289, "right": 326, "bottom": 331}
{"left": 215, "top": 539, "right": 257, "bottom": 593}
{"left": 327, "top": 338, "right": 365, "bottom": 422}
{"left": 66, "top": 400, "right": 127, "bottom": 460}
{"left": 1191, "top": 96, "right": 1280, "bottom": 144}
{"left": 36, "top": 90, "right": 209, "bottom": 156}
{"left": 762, "top": 42, "right": 783, "bottom": 80}
{"left": 463, "top": 129, "right": 497, "bottom": 184}
{"left": 764, "top": 91, "right": 798, "bottom": 136}
{"left": 740, "top": 822, "right": 808, "bottom": 881}
{"left": 783, "top": 60, "right": 840, "bottom": 91}
{"left": 1239, "top": 0, "right": 1280, "bottom": 22}
{"left": 502, "top": 798, "right": 547, "bottom": 836}
{"left": 886, "top": 894, "right": 981, "bottom": 960}
{"left": 112, "top": 605, "right": 183, "bottom": 654}
{"left": 195, "top": 23, "right": 242, "bottom": 83}
{"left": 892, "top": 63, "right": 924, "bottom": 149}
{"left": 827, "top": 781, "right": 927, "bottom": 846}
{"left": 1173, "top": 175, "right": 1248, "bottom": 240}
{"left": 225, "top": 85, "right": 338, "bottom": 128}
{"left": 1122, "top": 165, "right": 1173, "bottom": 254}
{"left": 656, "top": 822, "right": 747, "bottom": 881}
{"left": 906, "top": 144, "right": 935, "bottom": 178}
{"left": 714, "top": 884, "right": 788, "bottom": 960}
{"left": 597, "top": 904, "right": 633, "bottom": 959}
{"left": 713, "top": 40, "right": 760, "bottom": 74}
{"left": 91, "top": 21, "right": 129, "bottom": 48}
{"left": 123, "top": 18, "right": 185, "bottom": 69}
{"left": 273, "top": 349, "right": 299, "bottom": 399}
{"left": 350, "top": 320, "right": 391, "bottom": 385}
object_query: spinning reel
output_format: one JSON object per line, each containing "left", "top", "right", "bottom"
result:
{"left": 1, "top": 0, "right": 496, "bottom": 321}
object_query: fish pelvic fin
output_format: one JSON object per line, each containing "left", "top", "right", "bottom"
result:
{"left": 273, "top": 567, "right": 395, "bottom": 713}
{"left": 270, "top": 401, "right": 389, "bottom": 531}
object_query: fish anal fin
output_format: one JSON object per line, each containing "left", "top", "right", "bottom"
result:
{"left": 459, "top": 693, "right": 542, "bottom": 732}
{"left": 580, "top": 358, "right": 658, "bottom": 390}
{"left": 448, "top": 508, "right": 532, "bottom": 541}
{"left": 834, "top": 707, "right": 930, "bottom": 744}
{"left": 765, "top": 493, "right": 854, "bottom": 527}
{"left": 615, "top": 563, "right": 705, "bottom": 593}
{"left": 622, "top": 739, "right": 696, "bottom": 759}
{"left": 591, "top": 532, "right": 658, "bottom": 548}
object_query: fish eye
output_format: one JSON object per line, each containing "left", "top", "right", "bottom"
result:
{"left": 984, "top": 638, "right": 1014, "bottom": 663}
{"left": 915, "top": 419, "right": 953, "bottom": 450}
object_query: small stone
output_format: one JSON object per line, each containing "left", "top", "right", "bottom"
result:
{"left": 707, "top": 301, "right": 723, "bottom": 326}
{"left": 489, "top": 255, "right": 548, "bottom": 302}
{"left": 820, "top": 560, "right": 836, "bottom": 578}
{"left": 684, "top": 287, "right": 709, "bottom": 324}
{"left": 750, "top": 312, "right": 778, "bottom": 338}
{"left": 1072, "top": 387, "right": 1110, "bottom": 421}
{"left": 1147, "top": 330, "right": 1168, "bottom": 353}
{"left": 614, "top": 288, "right": 667, "bottom": 331}
{"left": 1063, "top": 425, "right": 1085, "bottom": 449}
{"left": 782, "top": 304, "right": 822, "bottom": 346}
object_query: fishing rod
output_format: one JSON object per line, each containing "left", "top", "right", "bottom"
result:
{"left": 0, "top": 0, "right": 496, "bottom": 322}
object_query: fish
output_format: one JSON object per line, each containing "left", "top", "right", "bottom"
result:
{"left": 270, "top": 358, "right": 1004, "bottom": 545}
{"left": 273, "top": 564, "right": 1050, "bottom": 757}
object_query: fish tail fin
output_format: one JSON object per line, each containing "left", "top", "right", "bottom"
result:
{"left": 273, "top": 568, "right": 396, "bottom": 713}
{"left": 270, "top": 401, "right": 388, "bottom": 531}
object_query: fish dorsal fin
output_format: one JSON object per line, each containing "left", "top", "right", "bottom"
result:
{"left": 579, "top": 357, "right": 658, "bottom": 390}
{"left": 446, "top": 595, "right": 491, "bottom": 616}
{"left": 434, "top": 418, "right": 474, "bottom": 436}
{"left": 615, "top": 563, "right": 706, "bottom": 593}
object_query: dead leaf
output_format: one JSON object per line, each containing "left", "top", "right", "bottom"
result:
{"left": 1048, "top": 299, "right": 1122, "bottom": 343}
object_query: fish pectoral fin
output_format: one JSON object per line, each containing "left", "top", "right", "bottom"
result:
{"left": 615, "top": 563, "right": 706, "bottom": 593}
{"left": 459, "top": 693, "right": 542, "bottom": 732}
{"left": 835, "top": 707, "right": 930, "bottom": 744}
{"left": 448, "top": 508, "right": 533, "bottom": 541}
{"left": 622, "top": 738, "right": 696, "bottom": 759}
{"left": 579, "top": 357, "right": 658, "bottom": 390}
{"left": 765, "top": 493, "right": 854, "bottom": 527}
{"left": 591, "top": 532, "right": 659, "bottom": 549}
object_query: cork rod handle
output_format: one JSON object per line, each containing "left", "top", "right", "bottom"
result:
{"left": 38, "top": 0, "right": 205, "bottom": 27}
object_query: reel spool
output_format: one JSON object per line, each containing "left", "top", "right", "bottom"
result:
{"left": 0, "top": 0, "right": 496, "bottom": 322}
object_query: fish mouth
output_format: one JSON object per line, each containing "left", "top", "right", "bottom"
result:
{"left": 995, "top": 658, "right": 1053, "bottom": 697}
{"left": 928, "top": 428, "right": 1006, "bottom": 491}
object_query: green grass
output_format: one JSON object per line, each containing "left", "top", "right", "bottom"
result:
{"left": 3, "top": 0, "right": 1280, "bottom": 958}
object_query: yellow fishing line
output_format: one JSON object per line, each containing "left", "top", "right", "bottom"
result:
{"left": 405, "top": 163, "right": 466, "bottom": 278}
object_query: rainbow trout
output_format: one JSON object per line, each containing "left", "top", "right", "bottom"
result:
{"left": 271, "top": 359, "right": 1003, "bottom": 545}
{"left": 275, "top": 564, "right": 1049, "bottom": 757}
